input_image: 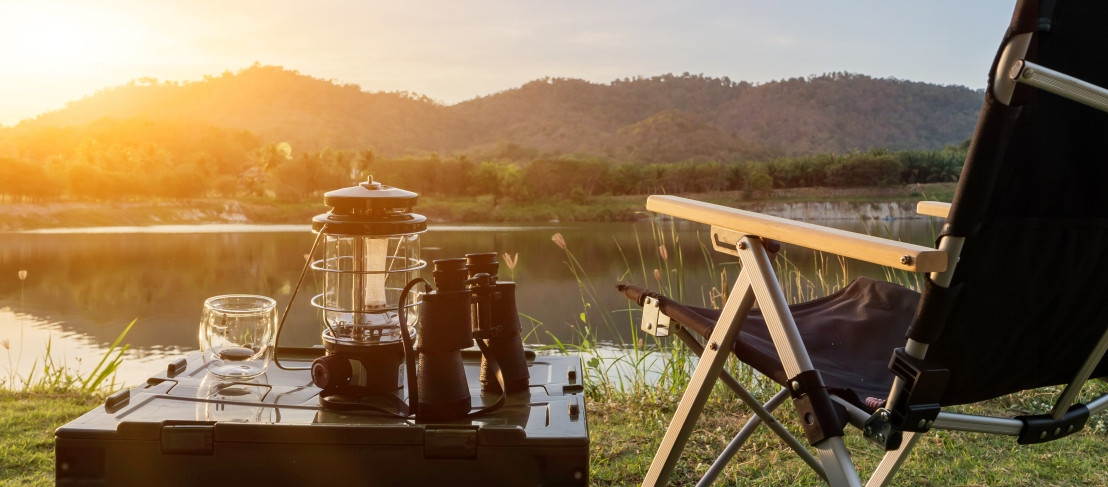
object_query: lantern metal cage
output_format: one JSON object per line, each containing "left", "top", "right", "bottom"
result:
{"left": 309, "top": 231, "right": 424, "bottom": 346}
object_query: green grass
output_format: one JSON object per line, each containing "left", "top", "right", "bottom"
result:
{"left": 3, "top": 320, "right": 134, "bottom": 394}
{"left": 0, "top": 390, "right": 101, "bottom": 487}
{"left": 8, "top": 385, "right": 1108, "bottom": 486}
{"left": 0, "top": 315, "right": 132, "bottom": 485}
{"left": 590, "top": 383, "right": 1108, "bottom": 486}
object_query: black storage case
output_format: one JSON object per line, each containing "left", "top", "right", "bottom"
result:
{"left": 55, "top": 349, "right": 589, "bottom": 486}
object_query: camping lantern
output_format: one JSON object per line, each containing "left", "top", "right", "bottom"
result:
{"left": 308, "top": 177, "right": 427, "bottom": 395}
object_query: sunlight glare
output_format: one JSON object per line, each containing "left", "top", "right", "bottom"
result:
{"left": 2, "top": 4, "right": 136, "bottom": 74}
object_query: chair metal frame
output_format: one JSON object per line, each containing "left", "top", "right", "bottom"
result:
{"left": 640, "top": 196, "right": 1108, "bottom": 487}
{"left": 640, "top": 198, "right": 942, "bottom": 487}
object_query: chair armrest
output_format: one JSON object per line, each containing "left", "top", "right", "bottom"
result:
{"left": 916, "top": 201, "right": 952, "bottom": 219}
{"left": 647, "top": 195, "right": 947, "bottom": 273}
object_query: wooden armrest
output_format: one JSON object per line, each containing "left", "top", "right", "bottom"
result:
{"left": 916, "top": 201, "right": 952, "bottom": 219}
{"left": 647, "top": 195, "right": 947, "bottom": 273}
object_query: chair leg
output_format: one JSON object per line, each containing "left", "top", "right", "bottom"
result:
{"left": 675, "top": 328, "right": 826, "bottom": 482}
{"left": 815, "top": 438, "right": 864, "bottom": 487}
{"left": 641, "top": 272, "right": 758, "bottom": 487}
{"left": 738, "top": 237, "right": 862, "bottom": 487}
{"left": 864, "top": 431, "right": 921, "bottom": 487}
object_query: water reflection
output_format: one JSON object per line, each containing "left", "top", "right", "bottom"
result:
{"left": 0, "top": 219, "right": 939, "bottom": 386}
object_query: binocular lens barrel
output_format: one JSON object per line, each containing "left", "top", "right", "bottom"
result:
{"left": 415, "top": 260, "right": 475, "bottom": 420}
{"left": 481, "top": 282, "right": 530, "bottom": 393}
{"left": 465, "top": 253, "right": 531, "bottom": 393}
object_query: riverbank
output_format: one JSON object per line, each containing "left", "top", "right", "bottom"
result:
{"left": 0, "top": 183, "right": 955, "bottom": 231}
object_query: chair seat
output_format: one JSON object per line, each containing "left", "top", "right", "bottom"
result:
{"left": 619, "top": 277, "right": 920, "bottom": 412}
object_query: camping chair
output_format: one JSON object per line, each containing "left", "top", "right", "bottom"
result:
{"left": 621, "top": 1, "right": 1108, "bottom": 485}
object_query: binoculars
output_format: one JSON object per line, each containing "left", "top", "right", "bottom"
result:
{"left": 415, "top": 253, "right": 531, "bottom": 420}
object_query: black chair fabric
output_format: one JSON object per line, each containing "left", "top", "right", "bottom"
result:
{"left": 916, "top": 0, "right": 1108, "bottom": 405}
{"left": 619, "top": 278, "right": 919, "bottom": 413}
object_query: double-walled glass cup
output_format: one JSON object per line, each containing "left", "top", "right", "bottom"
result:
{"left": 199, "top": 295, "right": 277, "bottom": 379}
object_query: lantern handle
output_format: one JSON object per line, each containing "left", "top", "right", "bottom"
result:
{"left": 273, "top": 224, "right": 331, "bottom": 371}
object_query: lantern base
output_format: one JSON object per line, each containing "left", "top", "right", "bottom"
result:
{"left": 318, "top": 335, "right": 405, "bottom": 396}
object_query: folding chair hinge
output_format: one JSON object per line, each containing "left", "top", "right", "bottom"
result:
{"left": 887, "top": 348, "right": 949, "bottom": 432}
{"left": 864, "top": 348, "right": 950, "bottom": 450}
{"left": 786, "top": 370, "right": 845, "bottom": 445}
{"left": 639, "top": 296, "right": 671, "bottom": 337}
{"left": 863, "top": 409, "right": 902, "bottom": 450}
{"left": 709, "top": 227, "right": 781, "bottom": 257}
{"left": 1016, "top": 404, "right": 1089, "bottom": 445}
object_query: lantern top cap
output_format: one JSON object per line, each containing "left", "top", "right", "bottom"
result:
{"left": 313, "top": 176, "right": 426, "bottom": 236}
{"left": 323, "top": 176, "right": 418, "bottom": 212}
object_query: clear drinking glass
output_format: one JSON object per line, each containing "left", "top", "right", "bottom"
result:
{"left": 199, "top": 295, "right": 277, "bottom": 379}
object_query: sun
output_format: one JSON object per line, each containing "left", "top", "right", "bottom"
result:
{"left": 1, "top": 4, "right": 133, "bottom": 75}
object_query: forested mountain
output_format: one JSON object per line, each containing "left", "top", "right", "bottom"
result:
{"left": 12, "top": 65, "right": 981, "bottom": 160}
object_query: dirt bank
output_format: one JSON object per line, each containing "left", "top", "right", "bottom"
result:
{"left": 0, "top": 183, "right": 956, "bottom": 231}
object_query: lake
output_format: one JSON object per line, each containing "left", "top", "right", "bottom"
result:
{"left": 0, "top": 217, "right": 939, "bottom": 387}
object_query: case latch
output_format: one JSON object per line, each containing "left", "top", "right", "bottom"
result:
{"left": 424, "top": 426, "right": 478, "bottom": 459}
{"left": 161, "top": 424, "right": 214, "bottom": 455}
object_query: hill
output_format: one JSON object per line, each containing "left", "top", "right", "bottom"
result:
{"left": 13, "top": 65, "right": 981, "bottom": 160}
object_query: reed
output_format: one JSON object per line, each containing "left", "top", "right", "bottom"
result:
{"left": 542, "top": 223, "right": 763, "bottom": 401}
{"left": 1, "top": 319, "right": 134, "bottom": 394}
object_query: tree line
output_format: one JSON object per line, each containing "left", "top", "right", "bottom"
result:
{"left": 0, "top": 118, "right": 967, "bottom": 205}
{"left": 365, "top": 146, "right": 966, "bottom": 204}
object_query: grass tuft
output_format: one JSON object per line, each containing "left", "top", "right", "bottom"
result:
{"left": 3, "top": 319, "right": 134, "bottom": 394}
{"left": 0, "top": 390, "right": 102, "bottom": 487}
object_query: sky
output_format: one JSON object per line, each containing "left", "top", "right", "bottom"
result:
{"left": 0, "top": 0, "right": 1015, "bottom": 127}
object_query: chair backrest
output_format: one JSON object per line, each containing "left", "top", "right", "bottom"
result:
{"left": 909, "top": 0, "right": 1108, "bottom": 406}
